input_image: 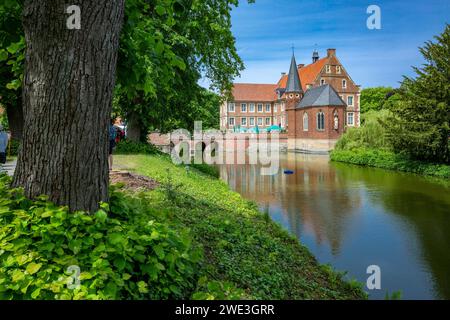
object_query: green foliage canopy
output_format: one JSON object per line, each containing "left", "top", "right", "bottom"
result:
{"left": 384, "top": 24, "right": 450, "bottom": 163}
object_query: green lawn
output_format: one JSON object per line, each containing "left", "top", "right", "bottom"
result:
{"left": 113, "top": 154, "right": 367, "bottom": 299}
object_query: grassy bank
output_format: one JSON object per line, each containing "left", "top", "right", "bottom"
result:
{"left": 0, "top": 154, "right": 366, "bottom": 300}
{"left": 330, "top": 148, "right": 450, "bottom": 179}
{"left": 113, "top": 154, "right": 366, "bottom": 299}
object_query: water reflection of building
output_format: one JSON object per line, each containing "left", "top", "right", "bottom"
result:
{"left": 219, "top": 153, "right": 362, "bottom": 255}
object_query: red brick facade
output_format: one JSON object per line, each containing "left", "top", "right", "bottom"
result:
{"left": 220, "top": 49, "right": 360, "bottom": 133}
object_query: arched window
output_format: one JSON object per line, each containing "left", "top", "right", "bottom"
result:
{"left": 303, "top": 112, "right": 309, "bottom": 131}
{"left": 317, "top": 111, "right": 325, "bottom": 131}
{"left": 333, "top": 110, "right": 339, "bottom": 130}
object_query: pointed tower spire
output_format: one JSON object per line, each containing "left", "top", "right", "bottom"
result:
{"left": 285, "top": 53, "right": 303, "bottom": 93}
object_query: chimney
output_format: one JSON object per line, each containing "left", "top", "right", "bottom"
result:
{"left": 327, "top": 48, "right": 336, "bottom": 57}
{"left": 281, "top": 72, "right": 286, "bottom": 76}
{"left": 298, "top": 64, "right": 305, "bottom": 69}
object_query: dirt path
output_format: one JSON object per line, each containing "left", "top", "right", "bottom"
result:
{"left": 110, "top": 170, "right": 159, "bottom": 191}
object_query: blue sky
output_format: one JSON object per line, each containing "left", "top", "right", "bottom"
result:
{"left": 229, "top": 0, "right": 449, "bottom": 88}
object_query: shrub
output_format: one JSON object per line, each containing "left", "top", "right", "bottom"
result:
{"left": 115, "top": 140, "right": 161, "bottom": 155}
{"left": 330, "top": 148, "right": 450, "bottom": 179}
{"left": 0, "top": 174, "right": 201, "bottom": 300}
{"left": 335, "top": 110, "right": 391, "bottom": 151}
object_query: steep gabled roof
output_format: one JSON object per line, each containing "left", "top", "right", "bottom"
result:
{"left": 297, "top": 84, "right": 346, "bottom": 108}
{"left": 277, "top": 57, "right": 327, "bottom": 92}
{"left": 285, "top": 54, "right": 302, "bottom": 93}
{"left": 232, "top": 83, "right": 278, "bottom": 101}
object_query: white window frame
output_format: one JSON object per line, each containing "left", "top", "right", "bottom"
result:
{"left": 228, "top": 102, "right": 235, "bottom": 112}
{"left": 249, "top": 117, "right": 255, "bottom": 126}
{"left": 241, "top": 117, "right": 247, "bottom": 126}
{"left": 229, "top": 117, "right": 235, "bottom": 126}
{"left": 241, "top": 103, "right": 247, "bottom": 113}
{"left": 249, "top": 103, "right": 255, "bottom": 113}
{"left": 303, "top": 112, "right": 309, "bottom": 131}
{"left": 342, "top": 79, "right": 347, "bottom": 89}
{"left": 347, "top": 95, "right": 354, "bottom": 106}
{"left": 326, "top": 65, "right": 331, "bottom": 73}
{"left": 265, "top": 103, "right": 271, "bottom": 113}
{"left": 265, "top": 117, "right": 271, "bottom": 126}
{"left": 320, "top": 79, "right": 325, "bottom": 85}
{"left": 274, "top": 104, "right": 278, "bottom": 113}
{"left": 347, "top": 112, "right": 354, "bottom": 126}
{"left": 257, "top": 103, "right": 263, "bottom": 113}
{"left": 257, "top": 117, "right": 263, "bottom": 126}
{"left": 336, "top": 66, "right": 341, "bottom": 74}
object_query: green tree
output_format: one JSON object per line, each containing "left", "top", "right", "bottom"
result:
{"left": 360, "top": 86, "right": 396, "bottom": 114}
{"left": 385, "top": 24, "right": 450, "bottom": 163}
{"left": 12, "top": 0, "right": 125, "bottom": 212}
{"left": 115, "top": 0, "right": 251, "bottom": 141}
{"left": 0, "top": 0, "right": 24, "bottom": 140}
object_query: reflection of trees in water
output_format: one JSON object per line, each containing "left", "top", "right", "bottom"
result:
{"left": 331, "top": 162, "right": 450, "bottom": 299}
{"left": 219, "top": 153, "right": 362, "bottom": 256}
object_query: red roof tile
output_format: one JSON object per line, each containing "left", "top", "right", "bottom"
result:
{"left": 232, "top": 83, "right": 278, "bottom": 102}
{"left": 277, "top": 57, "right": 328, "bottom": 92}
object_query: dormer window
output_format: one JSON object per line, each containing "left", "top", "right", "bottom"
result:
{"left": 326, "top": 65, "right": 331, "bottom": 73}
{"left": 336, "top": 66, "right": 341, "bottom": 74}
{"left": 342, "top": 79, "right": 347, "bottom": 89}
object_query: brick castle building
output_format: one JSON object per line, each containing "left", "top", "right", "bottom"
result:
{"left": 220, "top": 49, "right": 361, "bottom": 152}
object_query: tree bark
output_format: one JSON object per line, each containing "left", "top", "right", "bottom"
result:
{"left": 5, "top": 96, "right": 24, "bottom": 140}
{"left": 126, "top": 111, "right": 142, "bottom": 143}
{"left": 12, "top": 0, "right": 125, "bottom": 212}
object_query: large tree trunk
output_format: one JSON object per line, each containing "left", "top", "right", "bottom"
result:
{"left": 12, "top": 1, "right": 125, "bottom": 212}
{"left": 5, "top": 95, "right": 24, "bottom": 140}
{"left": 126, "top": 112, "right": 142, "bottom": 143}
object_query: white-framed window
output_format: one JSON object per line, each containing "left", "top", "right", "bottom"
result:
{"left": 249, "top": 103, "right": 255, "bottom": 112}
{"left": 249, "top": 117, "right": 255, "bottom": 126}
{"left": 347, "top": 112, "right": 354, "bottom": 126}
{"left": 342, "top": 79, "right": 347, "bottom": 89}
{"left": 281, "top": 103, "right": 285, "bottom": 112}
{"left": 241, "top": 117, "right": 247, "bottom": 126}
{"left": 303, "top": 112, "right": 309, "bottom": 131}
{"left": 265, "top": 104, "right": 271, "bottom": 112}
{"left": 229, "top": 117, "right": 235, "bottom": 126}
{"left": 265, "top": 117, "right": 271, "bottom": 126}
{"left": 326, "top": 65, "right": 331, "bottom": 73}
{"left": 257, "top": 117, "right": 263, "bottom": 126}
{"left": 274, "top": 104, "right": 278, "bottom": 113}
{"left": 347, "top": 95, "right": 354, "bottom": 106}
{"left": 320, "top": 79, "right": 325, "bottom": 85}
{"left": 228, "top": 103, "right": 235, "bottom": 112}
{"left": 241, "top": 103, "right": 247, "bottom": 113}
{"left": 316, "top": 111, "right": 325, "bottom": 131}
{"left": 257, "top": 103, "right": 263, "bottom": 112}
{"left": 336, "top": 66, "right": 341, "bottom": 74}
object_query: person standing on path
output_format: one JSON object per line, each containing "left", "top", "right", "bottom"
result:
{"left": 0, "top": 124, "right": 9, "bottom": 165}
{"left": 109, "top": 119, "right": 117, "bottom": 171}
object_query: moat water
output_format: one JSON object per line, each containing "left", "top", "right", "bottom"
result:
{"left": 218, "top": 153, "right": 450, "bottom": 300}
